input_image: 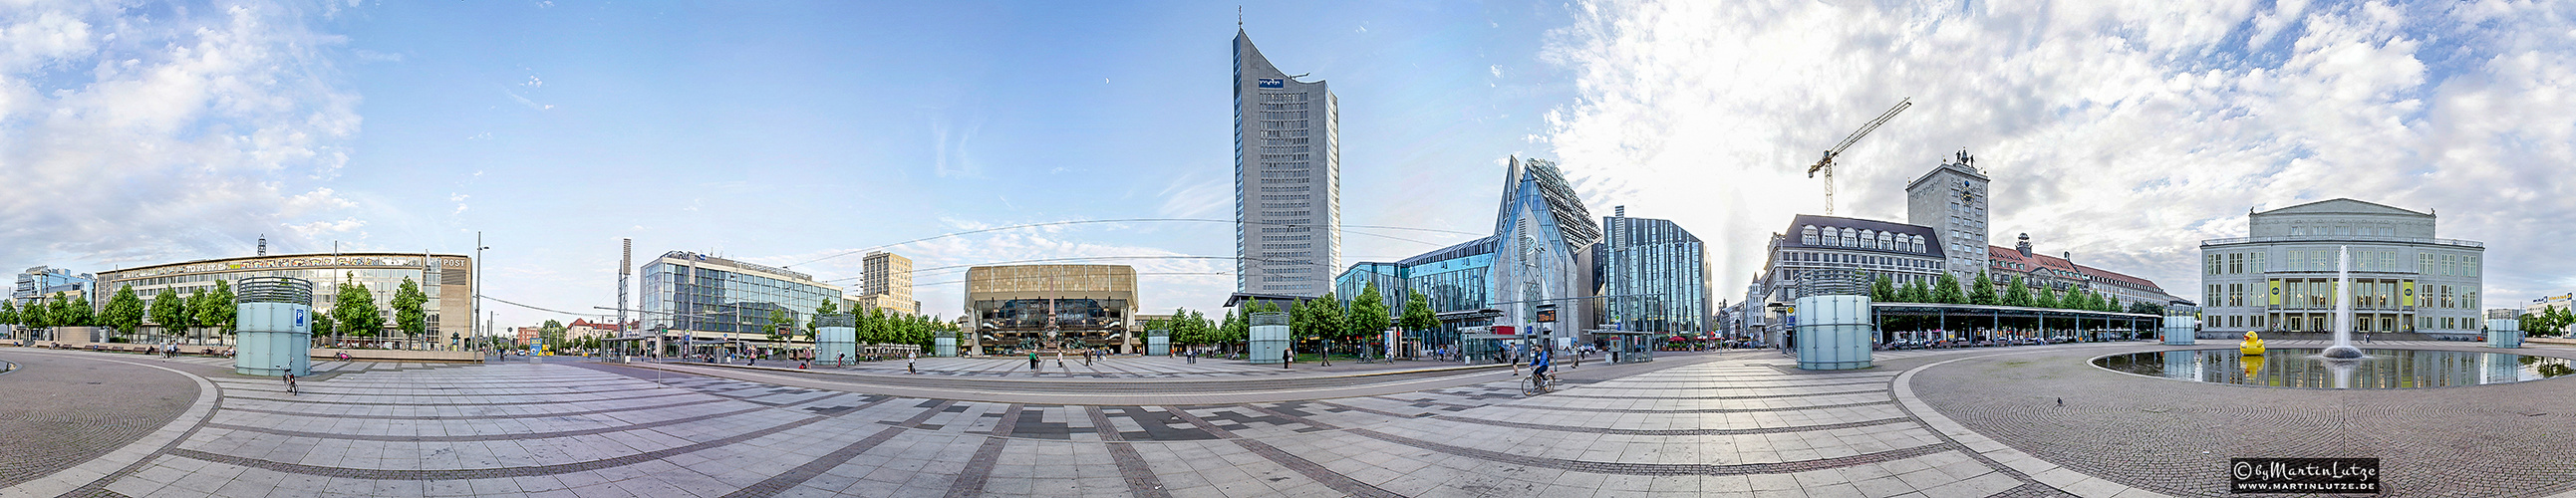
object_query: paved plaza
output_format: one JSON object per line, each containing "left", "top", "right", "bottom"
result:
{"left": 3, "top": 342, "right": 2575, "bottom": 497}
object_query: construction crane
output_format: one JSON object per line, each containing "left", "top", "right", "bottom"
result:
{"left": 1806, "top": 98, "right": 1912, "bottom": 216}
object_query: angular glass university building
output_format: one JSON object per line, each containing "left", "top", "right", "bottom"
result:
{"left": 1334, "top": 156, "right": 1635, "bottom": 351}
{"left": 1235, "top": 29, "right": 1340, "bottom": 297}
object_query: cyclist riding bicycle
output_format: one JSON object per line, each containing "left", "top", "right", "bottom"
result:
{"left": 1525, "top": 347, "right": 1555, "bottom": 394}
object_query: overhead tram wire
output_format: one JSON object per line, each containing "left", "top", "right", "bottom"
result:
{"left": 782, "top": 218, "right": 1486, "bottom": 270}
{"left": 818, "top": 254, "right": 1421, "bottom": 285}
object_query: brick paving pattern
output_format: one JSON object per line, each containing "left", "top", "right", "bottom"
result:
{"left": 0, "top": 352, "right": 198, "bottom": 489}
{"left": 23, "top": 342, "right": 2550, "bottom": 496}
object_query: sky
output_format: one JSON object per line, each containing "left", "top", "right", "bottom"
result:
{"left": 2, "top": 0, "right": 2572, "bottom": 330}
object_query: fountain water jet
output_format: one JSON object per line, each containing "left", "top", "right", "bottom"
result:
{"left": 2321, "top": 246, "right": 2366, "bottom": 359}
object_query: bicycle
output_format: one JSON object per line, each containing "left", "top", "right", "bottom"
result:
{"left": 1523, "top": 372, "right": 1553, "bottom": 396}
{"left": 280, "top": 367, "right": 298, "bottom": 395}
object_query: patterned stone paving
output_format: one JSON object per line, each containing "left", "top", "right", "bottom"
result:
{"left": 15, "top": 342, "right": 2568, "bottom": 496}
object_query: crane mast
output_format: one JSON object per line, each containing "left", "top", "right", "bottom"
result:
{"left": 1806, "top": 98, "right": 1912, "bottom": 215}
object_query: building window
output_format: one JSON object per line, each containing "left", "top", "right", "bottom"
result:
{"left": 1802, "top": 226, "right": 1818, "bottom": 245}
{"left": 2421, "top": 253, "right": 2433, "bottom": 275}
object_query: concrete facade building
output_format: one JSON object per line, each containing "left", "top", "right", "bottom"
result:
{"left": 963, "top": 264, "right": 1138, "bottom": 355}
{"left": 853, "top": 251, "right": 919, "bottom": 315}
{"left": 1906, "top": 151, "right": 1990, "bottom": 280}
{"left": 96, "top": 253, "right": 474, "bottom": 348}
{"left": 1234, "top": 29, "right": 1340, "bottom": 297}
{"left": 2198, "top": 198, "right": 2485, "bottom": 338}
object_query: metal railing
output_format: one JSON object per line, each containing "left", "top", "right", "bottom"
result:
{"left": 235, "top": 277, "right": 314, "bottom": 305}
{"left": 2200, "top": 235, "right": 2483, "bottom": 248}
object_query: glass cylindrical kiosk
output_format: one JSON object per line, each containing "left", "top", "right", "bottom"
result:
{"left": 1146, "top": 329, "right": 1170, "bottom": 356}
{"left": 233, "top": 277, "right": 315, "bottom": 376}
{"left": 1792, "top": 270, "right": 1872, "bottom": 371}
{"left": 1248, "top": 312, "right": 1288, "bottom": 365}
{"left": 813, "top": 313, "right": 856, "bottom": 366}
{"left": 2487, "top": 318, "right": 2524, "bottom": 349}
{"left": 2163, "top": 304, "right": 2200, "bottom": 346}
{"left": 934, "top": 330, "right": 959, "bottom": 357}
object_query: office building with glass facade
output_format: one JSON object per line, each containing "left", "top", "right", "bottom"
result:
{"left": 95, "top": 253, "right": 473, "bottom": 348}
{"left": 1331, "top": 262, "right": 1405, "bottom": 313}
{"left": 13, "top": 266, "right": 94, "bottom": 307}
{"left": 2198, "top": 198, "right": 2485, "bottom": 338}
{"left": 1594, "top": 212, "right": 1711, "bottom": 334}
{"left": 639, "top": 251, "right": 843, "bottom": 345}
{"left": 962, "top": 264, "right": 1138, "bottom": 355}
{"left": 1235, "top": 29, "right": 1341, "bottom": 298}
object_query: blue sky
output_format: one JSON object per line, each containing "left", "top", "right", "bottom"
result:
{"left": 7, "top": 0, "right": 2576, "bottom": 328}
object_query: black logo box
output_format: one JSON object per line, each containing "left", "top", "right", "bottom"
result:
{"left": 2231, "top": 458, "right": 2380, "bottom": 494}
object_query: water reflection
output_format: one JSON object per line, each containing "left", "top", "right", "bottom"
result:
{"left": 2095, "top": 349, "right": 2576, "bottom": 389}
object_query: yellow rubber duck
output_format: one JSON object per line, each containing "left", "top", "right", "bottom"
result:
{"left": 2239, "top": 331, "right": 2266, "bottom": 357}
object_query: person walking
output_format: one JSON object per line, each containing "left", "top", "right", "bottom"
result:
{"left": 1283, "top": 347, "right": 1292, "bottom": 369}
{"left": 907, "top": 352, "right": 918, "bottom": 374}
{"left": 1028, "top": 351, "right": 1041, "bottom": 373}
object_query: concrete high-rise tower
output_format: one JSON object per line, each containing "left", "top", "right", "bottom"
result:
{"left": 1234, "top": 29, "right": 1339, "bottom": 297}
{"left": 1905, "top": 150, "right": 1990, "bottom": 280}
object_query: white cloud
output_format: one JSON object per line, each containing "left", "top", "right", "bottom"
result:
{"left": 0, "top": 2, "right": 361, "bottom": 265}
{"left": 353, "top": 49, "right": 404, "bottom": 63}
{"left": 1543, "top": 0, "right": 2576, "bottom": 303}
{"left": 506, "top": 90, "right": 552, "bottom": 111}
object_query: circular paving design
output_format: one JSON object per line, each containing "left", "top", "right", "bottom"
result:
{"left": 0, "top": 351, "right": 199, "bottom": 488}
{"left": 1916, "top": 341, "right": 2576, "bottom": 497}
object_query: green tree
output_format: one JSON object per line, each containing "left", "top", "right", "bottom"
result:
{"left": 1871, "top": 275, "right": 1895, "bottom": 302}
{"left": 1969, "top": 271, "right": 1999, "bottom": 305}
{"left": 312, "top": 313, "right": 337, "bottom": 340}
{"left": 1183, "top": 309, "right": 1212, "bottom": 347}
{"left": 0, "top": 300, "right": 17, "bottom": 331}
{"left": 539, "top": 319, "right": 567, "bottom": 350}
{"left": 2035, "top": 286, "right": 2061, "bottom": 309}
{"left": 150, "top": 289, "right": 190, "bottom": 343}
{"left": 767, "top": 309, "right": 792, "bottom": 342}
{"left": 1345, "top": 283, "right": 1391, "bottom": 345}
{"left": 22, "top": 297, "right": 50, "bottom": 331}
{"left": 1933, "top": 274, "right": 1967, "bottom": 304}
{"left": 1400, "top": 290, "right": 1438, "bottom": 334}
{"left": 2104, "top": 295, "right": 2122, "bottom": 314}
{"left": 104, "top": 285, "right": 147, "bottom": 340}
{"left": 2003, "top": 276, "right": 2033, "bottom": 307}
{"left": 331, "top": 275, "right": 383, "bottom": 339}
{"left": 198, "top": 280, "right": 237, "bottom": 342}
{"left": 393, "top": 277, "right": 429, "bottom": 342}
{"left": 1310, "top": 293, "right": 1345, "bottom": 344}
{"left": 809, "top": 299, "right": 838, "bottom": 339}
{"left": 61, "top": 296, "right": 93, "bottom": 328}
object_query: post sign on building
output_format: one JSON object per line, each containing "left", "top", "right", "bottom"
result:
{"left": 1258, "top": 78, "right": 1285, "bottom": 89}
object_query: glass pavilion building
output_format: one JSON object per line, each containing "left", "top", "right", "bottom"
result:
{"left": 639, "top": 251, "right": 842, "bottom": 345}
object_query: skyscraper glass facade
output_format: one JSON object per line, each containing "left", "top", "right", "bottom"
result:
{"left": 1596, "top": 216, "right": 1710, "bottom": 333}
{"left": 639, "top": 252, "right": 842, "bottom": 337}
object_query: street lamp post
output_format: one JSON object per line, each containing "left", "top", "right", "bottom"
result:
{"left": 475, "top": 232, "right": 489, "bottom": 355}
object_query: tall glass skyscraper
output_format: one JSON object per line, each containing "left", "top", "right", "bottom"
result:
{"left": 1234, "top": 29, "right": 1339, "bottom": 297}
